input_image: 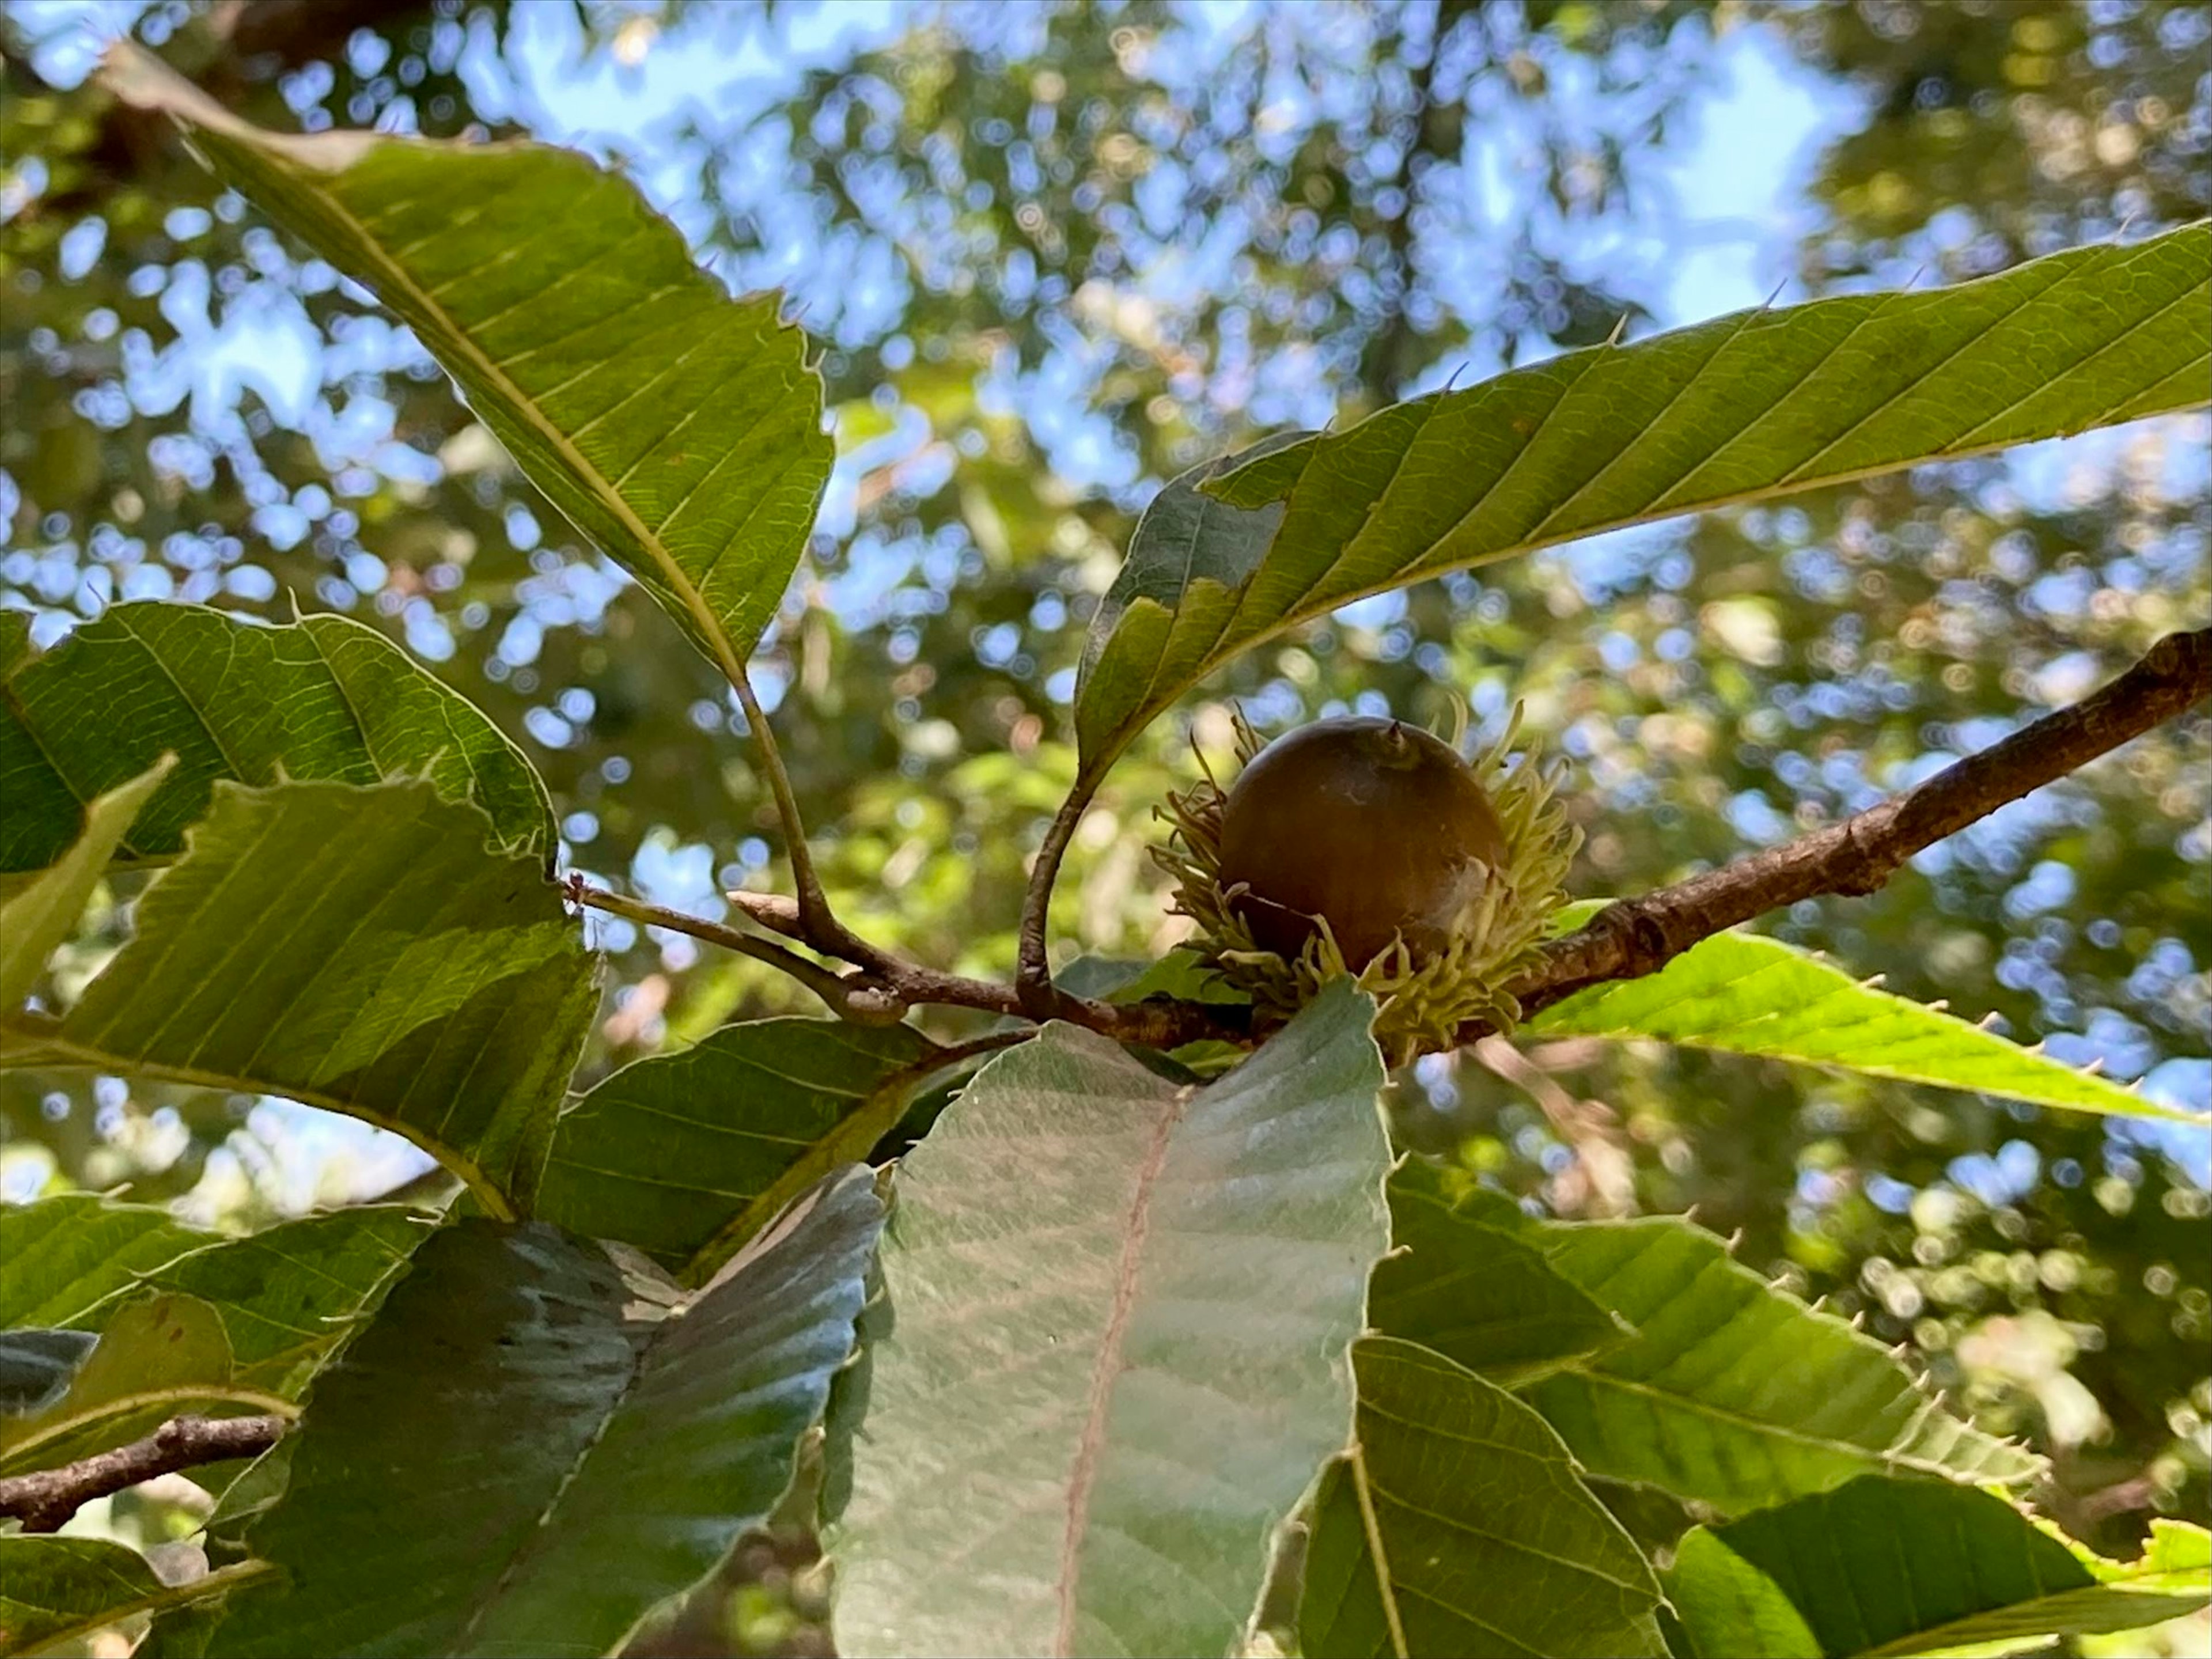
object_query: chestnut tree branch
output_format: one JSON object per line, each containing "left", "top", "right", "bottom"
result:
{"left": 567, "top": 881, "right": 908, "bottom": 1024}
{"left": 575, "top": 629, "right": 2208, "bottom": 1059}
{"left": 0, "top": 1413, "right": 287, "bottom": 1533}
{"left": 1498, "top": 626, "right": 2212, "bottom": 1026}
{"left": 1015, "top": 782, "right": 1103, "bottom": 1021}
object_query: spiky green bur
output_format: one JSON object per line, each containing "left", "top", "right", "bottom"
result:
{"left": 1155, "top": 711, "right": 1579, "bottom": 1065}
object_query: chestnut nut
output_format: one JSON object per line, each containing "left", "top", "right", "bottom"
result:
{"left": 1216, "top": 715, "right": 1510, "bottom": 969}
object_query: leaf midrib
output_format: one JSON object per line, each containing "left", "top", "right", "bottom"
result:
{"left": 1093, "top": 324, "right": 2210, "bottom": 769}
{"left": 1052, "top": 1082, "right": 1189, "bottom": 1657}
{"left": 1551, "top": 1364, "right": 1986, "bottom": 1472}
{"left": 258, "top": 146, "right": 760, "bottom": 695}
{"left": 4, "top": 1014, "right": 512, "bottom": 1219}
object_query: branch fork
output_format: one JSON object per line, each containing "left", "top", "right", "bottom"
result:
{"left": 616, "top": 628, "right": 2208, "bottom": 1056}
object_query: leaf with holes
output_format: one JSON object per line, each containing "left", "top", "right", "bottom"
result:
{"left": 1076, "top": 224, "right": 2209, "bottom": 770}
{"left": 0, "top": 605, "right": 551, "bottom": 879}
{"left": 199, "top": 1169, "right": 881, "bottom": 1659}
{"left": 104, "top": 45, "right": 831, "bottom": 692}
{"left": 11, "top": 779, "right": 597, "bottom": 1219}
{"left": 1663, "top": 1477, "right": 2211, "bottom": 1658}
{"left": 829, "top": 979, "right": 1392, "bottom": 1659}
{"left": 1528, "top": 929, "right": 2204, "bottom": 1124}
{"left": 1518, "top": 1216, "right": 2040, "bottom": 1514}
{"left": 536, "top": 1017, "right": 938, "bottom": 1278}
{"left": 1299, "top": 1336, "right": 1665, "bottom": 1659}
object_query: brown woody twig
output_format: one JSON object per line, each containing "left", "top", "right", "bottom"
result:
{"left": 577, "top": 628, "right": 2210, "bottom": 1058}
{"left": 0, "top": 1413, "right": 287, "bottom": 1533}
{"left": 1498, "top": 626, "right": 2211, "bottom": 1030}
{"left": 23, "top": 637, "right": 2184, "bottom": 1529}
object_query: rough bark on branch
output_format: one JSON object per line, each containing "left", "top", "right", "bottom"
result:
{"left": 0, "top": 1412, "right": 287, "bottom": 1533}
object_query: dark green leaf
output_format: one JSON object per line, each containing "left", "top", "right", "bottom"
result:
{"left": 19, "top": 780, "right": 599, "bottom": 1218}
{"left": 1529, "top": 930, "right": 2203, "bottom": 1124}
{"left": 1663, "top": 1477, "right": 2211, "bottom": 1658}
{"left": 1369, "top": 1160, "right": 1622, "bottom": 1384}
{"left": 1077, "top": 225, "right": 2210, "bottom": 768}
{"left": 204, "top": 1168, "right": 881, "bottom": 1659}
{"left": 0, "top": 1329, "right": 98, "bottom": 1416}
{"left": 0, "top": 605, "right": 552, "bottom": 877}
{"left": 1521, "top": 1218, "right": 2040, "bottom": 1513}
{"left": 537, "top": 1017, "right": 936, "bottom": 1278}
{"left": 1300, "top": 1335, "right": 1665, "bottom": 1659}
{"left": 1074, "top": 434, "right": 1302, "bottom": 757}
{"left": 105, "top": 46, "right": 833, "bottom": 690}
{"left": 831, "top": 979, "right": 1392, "bottom": 1659}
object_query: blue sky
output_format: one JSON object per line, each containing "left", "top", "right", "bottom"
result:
{"left": 6, "top": 3, "right": 2202, "bottom": 1200}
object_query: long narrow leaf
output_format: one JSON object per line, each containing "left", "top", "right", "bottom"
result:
{"left": 1528, "top": 930, "right": 2203, "bottom": 1124}
{"left": 14, "top": 780, "right": 598, "bottom": 1218}
{"left": 0, "top": 1202, "right": 421, "bottom": 1453}
{"left": 536, "top": 1017, "right": 936, "bottom": 1278}
{"left": 1078, "top": 224, "right": 2209, "bottom": 768}
{"left": 203, "top": 1169, "right": 882, "bottom": 1659}
{"left": 1519, "top": 1216, "right": 2039, "bottom": 1513}
{"left": 0, "top": 605, "right": 551, "bottom": 876}
{"left": 1664, "top": 1478, "right": 2210, "bottom": 1658}
{"left": 104, "top": 45, "right": 831, "bottom": 691}
{"left": 1299, "top": 1336, "right": 1665, "bottom": 1659}
{"left": 830, "top": 980, "right": 1392, "bottom": 1659}
{"left": 73, "top": 1207, "right": 430, "bottom": 1396}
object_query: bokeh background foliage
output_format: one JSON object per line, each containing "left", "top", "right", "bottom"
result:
{"left": 0, "top": 0, "right": 2206, "bottom": 1650}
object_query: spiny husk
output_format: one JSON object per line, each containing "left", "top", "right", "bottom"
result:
{"left": 1154, "top": 707, "right": 1580, "bottom": 1065}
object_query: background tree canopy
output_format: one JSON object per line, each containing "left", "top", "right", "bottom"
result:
{"left": 1, "top": 0, "right": 2206, "bottom": 1648}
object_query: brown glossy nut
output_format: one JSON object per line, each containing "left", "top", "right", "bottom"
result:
{"left": 1217, "top": 715, "right": 1509, "bottom": 968}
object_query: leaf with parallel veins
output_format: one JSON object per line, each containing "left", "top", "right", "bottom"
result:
{"left": 103, "top": 43, "right": 834, "bottom": 693}
{"left": 1078, "top": 224, "right": 2210, "bottom": 771}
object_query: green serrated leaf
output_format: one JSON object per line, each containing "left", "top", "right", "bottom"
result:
{"left": 0, "top": 605, "right": 551, "bottom": 878}
{"left": 75, "top": 1207, "right": 432, "bottom": 1396}
{"left": 1520, "top": 1217, "right": 2040, "bottom": 1513}
{"left": 0, "top": 1536, "right": 266, "bottom": 1659}
{"left": 1300, "top": 1335, "right": 1666, "bottom": 1659}
{"left": 0, "top": 760, "right": 169, "bottom": 1007}
{"left": 536, "top": 1017, "right": 937, "bottom": 1279}
{"left": 202, "top": 1169, "right": 882, "bottom": 1659}
{"left": 1369, "top": 1160, "right": 1624, "bottom": 1385}
{"left": 1075, "top": 225, "right": 2210, "bottom": 770}
{"left": 1663, "top": 1477, "right": 2210, "bottom": 1659}
{"left": 1528, "top": 929, "right": 2202, "bottom": 1125}
{"left": 14, "top": 779, "right": 599, "bottom": 1219}
{"left": 0, "top": 1196, "right": 204, "bottom": 1330}
{"left": 103, "top": 44, "right": 832, "bottom": 691}
{"left": 830, "top": 979, "right": 1392, "bottom": 1659}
